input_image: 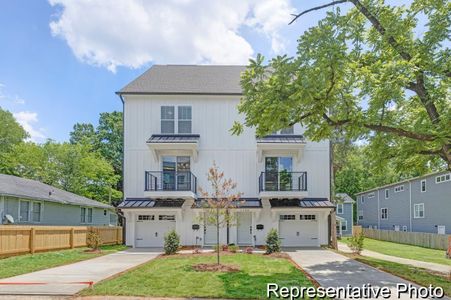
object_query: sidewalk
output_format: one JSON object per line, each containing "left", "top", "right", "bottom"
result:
{"left": 0, "top": 248, "right": 161, "bottom": 296}
{"left": 338, "top": 242, "right": 451, "bottom": 275}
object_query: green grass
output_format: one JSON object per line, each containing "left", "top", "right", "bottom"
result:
{"left": 0, "top": 244, "right": 127, "bottom": 279}
{"left": 354, "top": 256, "right": 451, "bottom": 296}
{"left": 81, "top": 253, "right": 315, "bottom": 299}
{"left": 341, "top": 237, "right": 451, "bottom": 266}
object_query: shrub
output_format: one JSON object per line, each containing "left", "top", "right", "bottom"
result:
{"left": 87, "top": 231, "right": 102, "bottom": 250}
{"left": 228, "top": 245, "right": 239, "bottom": 253}
{"left": 245, "top": 247, "right": 253, "bottom": 254}
{"left": 265, "top": 228, "right": 281, "bottom": 254}
{"left": 348, "top": 233, "right": 365, "bottom": 254}
{"left": 164, "top": 230, "right": 180, "bottom": 255}
{"left": 213, "top": 244, "right": 224, "bottom": 252}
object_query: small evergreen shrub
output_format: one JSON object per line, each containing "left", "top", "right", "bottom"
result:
{"left": 228, "top": 245, "right": 239, "bottom": 253}
{"left": 164, "top": 230, "right": 180, "bottom": 255}
{"left": 348, "top": 233, "right": 365, "bottom": 254}
{"left": 87, "top": 231, "right": 102, "bottom": 250}
{"left": 265, "top": 228, "right": 281, "bottom": 254}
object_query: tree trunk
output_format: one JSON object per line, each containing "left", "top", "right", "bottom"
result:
{"left": 216, "top": 206, "right": 220, "bottom": 265}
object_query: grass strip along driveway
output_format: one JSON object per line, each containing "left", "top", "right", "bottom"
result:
{"left": 0, "top": 244, "right": 127, "bottom": 279}
{"left": 354, "top": 256, "right": 451, "bottom": 296}
{"left": 81, "top": 253, "right": 315, "bottom": 299}
{"left": 341, "top": 237, "right": 451, "bottom": 266}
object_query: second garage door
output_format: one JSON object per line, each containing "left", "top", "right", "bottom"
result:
{"left": 135, "top": 214, "right": 176, "bottom": 247}
{"left": 279, "top": 214, "right": 319, "bottom": 247}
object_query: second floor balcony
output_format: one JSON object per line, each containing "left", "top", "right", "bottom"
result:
{"left": 145, "top": 171, "right": 197, "bottom": 199}
{"left": 259, "top": 171, "right": 308, "bottom": 198}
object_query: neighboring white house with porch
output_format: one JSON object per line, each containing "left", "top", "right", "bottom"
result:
{"left": 117, "top": 65, "right": 335, "bottom": 248}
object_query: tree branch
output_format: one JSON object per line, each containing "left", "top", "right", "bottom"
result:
{"left": 288, "top": 0, "right": 348, "bottom": 25}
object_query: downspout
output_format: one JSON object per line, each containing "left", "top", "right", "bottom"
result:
{"left": 409, "top": 181, "right": 412, "bottom": 232}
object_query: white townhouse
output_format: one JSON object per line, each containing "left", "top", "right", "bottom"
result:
{"left": 117, "top": 65, "right": 335, "bottom": 248}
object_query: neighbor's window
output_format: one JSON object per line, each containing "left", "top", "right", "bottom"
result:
{"left": 342, "top": 220, "right": 347, "bottom": 231}
{"left": 381, "top": 208, "right": 388, "bottom": 220}
{"left": 80, "top": 207, "right": 86, "bottom": 223}
{"left": 161, "top": 106, "right": 175, "bottom": 134}
{"left": 414, "top": 203, "right": 425, "bottom": 218}
{"left": 394, "top": 185, "right": 404, "bottom": 193}
{"left": 337, "top": 204, "right": 343, "bottom": 214}
{"left": 435, "top": 173, "right": 451, "bottom": 184}
{"left": 421, "top": 180, "right": 426, "bottom": 192}
{"left": 360, "top": 196, "right": 365, "bottom": 204}
{"left": 87, "top": 208, "right": 93, "bottom": 223}
{"left": 280, "top": 126, "right": 294, "bottom": 134}
{"left": 32, "top": 202, "right": 41, "bottom": 222}
{"left": 178, "top": 106, "right": 192, "bottom": 134}
{"left": 385, "top": 189, "right": 389, "bottom": 199}
{"left": 19, "top": 200, "right": 30, "bottom": 222}
{"left": 367, "top": 192, "right": 375, "bottom": 198}
{"left": 358, "top": 210, "right": 364, "bottom": 220}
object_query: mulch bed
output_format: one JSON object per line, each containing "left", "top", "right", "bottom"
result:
{"left": 192, "top": 263, "right": 240, "bottom": 272}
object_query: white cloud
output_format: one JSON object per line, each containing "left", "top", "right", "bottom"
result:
{"left": 49, "top": 0, "right": 294, "bottom": 72}
{"left": 13, "top": 111, "right": 46, "bottom": 142}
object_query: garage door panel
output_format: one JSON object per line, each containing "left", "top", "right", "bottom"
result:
{"left": 135, "top": 214, "right": 176, "bottom": 247}
{"left": 279, "top": 214, "right": 319, "bottom": 247}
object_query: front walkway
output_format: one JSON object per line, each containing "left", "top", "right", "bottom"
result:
{"left": 0, "top": 248, "right": 161, "bottom": 296}
{"left": 338, "top": 242, "right": 451, "bottom": 275}
{"left": 286, "top": 248, "right": 449, "bottom": 300}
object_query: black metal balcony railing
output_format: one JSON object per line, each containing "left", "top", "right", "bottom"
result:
{"left": 259, "top": 171, "right": 307, "bottom": 192}
{"left": 145, "top": 171, "right": 197, "bottom": 193}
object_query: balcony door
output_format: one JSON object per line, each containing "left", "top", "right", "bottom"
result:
{"left": 162, "top": 156, "right": 191, "bottom": 190}
{"left": 265, "top": 157, "right": 293, "bottom": 191}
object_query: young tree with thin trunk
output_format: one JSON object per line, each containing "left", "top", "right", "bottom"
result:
{"left": 198, "top": 163, "right": 242, "bottom": 265}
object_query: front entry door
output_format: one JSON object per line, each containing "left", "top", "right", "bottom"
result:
{"left": 237, "top": 212, "right": 252, "bottom": 245}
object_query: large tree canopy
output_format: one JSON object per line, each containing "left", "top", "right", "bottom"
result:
{"left": 232, "top": 0, "right": 450, "bottom": 171}
{"left": 0, "top": 107, "right": 28, "bottom": 154}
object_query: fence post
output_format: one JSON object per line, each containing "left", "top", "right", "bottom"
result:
{"left": 70, "top": 227, "right": 75, "bottom": 249}
{"left": 29, "top": 228, "right": 35, "bottom": 254}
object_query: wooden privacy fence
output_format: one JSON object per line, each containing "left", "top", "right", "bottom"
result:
{"left": 0, "top": 225, "right": 122, "bottom": 257}
{"left": 363, "top": 228, "right": 450, "bottom": 250}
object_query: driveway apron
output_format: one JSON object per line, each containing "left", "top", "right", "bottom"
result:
{"left": 0, "top": 248, "right": 161, "bottom": 296}
{"left": 286, "top": 248, "right": 450, "bottom": 300}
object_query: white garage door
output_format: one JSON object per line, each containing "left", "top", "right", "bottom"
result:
{"left": 135, "top": 214, "right": 176, "bottom": 247}
{"left": 279, "top": 214, "right": 319, "bottom": 247}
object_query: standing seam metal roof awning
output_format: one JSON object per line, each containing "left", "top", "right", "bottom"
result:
{"left": 256, "top": 135, "right": 305, "bottom": 144}
{"left": 192, "top": 198, "right": 262, "bottom": 209}
{"left": 118, "top": 198, "right": 185, "bottom": 208}
{"left": 147, "top": 134, "right": 200, "bottom": 143}
{"left": 269, "top": 198, "right": 335, "bottom": 208}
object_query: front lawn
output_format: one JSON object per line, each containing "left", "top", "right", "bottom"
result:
{"left": 341, "top": 237, "right": 451, "bottom": 266}
{"left": 81, "top": 253, "right": 315, "bottom": 299}
{"left": 0, "top": 244, "right": 127, "bottom": 279}
{"left": 353, "top": 256, "right": 451, "bottom": 296}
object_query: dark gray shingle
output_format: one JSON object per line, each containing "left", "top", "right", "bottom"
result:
{"left": 0, "top": 174, "right": 112, "bottom": 209}
{"left": 118, "top": 65, "right": 246, "bottom": 95}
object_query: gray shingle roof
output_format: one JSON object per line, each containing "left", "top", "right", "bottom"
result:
{"left": 269, "top": 198, "right": 335, "bottom": 208}
{"left": 0, "top": 174, "right": 113, "bottom": 209}
{"left": 147, "top": 134, "right": 200, "bottom": 143}
{"left": 118, "top": 65, "right": 246, "bottom": 95}
{"left": 257, "top": 135, "right": 305, "bottom": 144}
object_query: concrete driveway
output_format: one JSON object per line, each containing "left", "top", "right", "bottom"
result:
{"left": 0, "top": 248, "right": 161, "bottom": 296}
{"left": 286, "top": 248, "right": 449, "bottom": 300}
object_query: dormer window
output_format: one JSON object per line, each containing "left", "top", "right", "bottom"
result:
{"left": 273, "top": 126, "right": 294, "bottom": 135}
{"left": 161, "top": 106, "right": 192, "bottom": 134}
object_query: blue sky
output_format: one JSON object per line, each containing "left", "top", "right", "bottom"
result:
{"left": 0, "top": 0, "right": 351, "bottom": 142}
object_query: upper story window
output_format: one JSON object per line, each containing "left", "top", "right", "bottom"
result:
{"left": 161, "top": 106, "right": 192, "bottom": 134}
{"left": 385, "top": 189, "right": 389, "bottom": 199}
{"left": 394, "top": 185, "right": 404, "bottom": 193}
{"left": 421, "top": 180, "right": 426, "bottom": 192}
{"left": 360, "top": 196, "right": 364, "bottom": 204}
{"left": 367, "top": 192, "right": 375, "bottom": 198}
{"left": 435, "top": 173, "right": 450, "bottom": 184}
{"left": 337, "top": 203, "right": 343, "bottom": 214}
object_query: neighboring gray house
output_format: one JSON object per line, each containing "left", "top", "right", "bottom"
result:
{"left": 0, "top": 174, "right": 117, "bottom": 226}
{"left": 335, "top": 193, "right": 354, "bottom": 237}
{"left": 356, "top": 171, "right": 451, "bottom": 234}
